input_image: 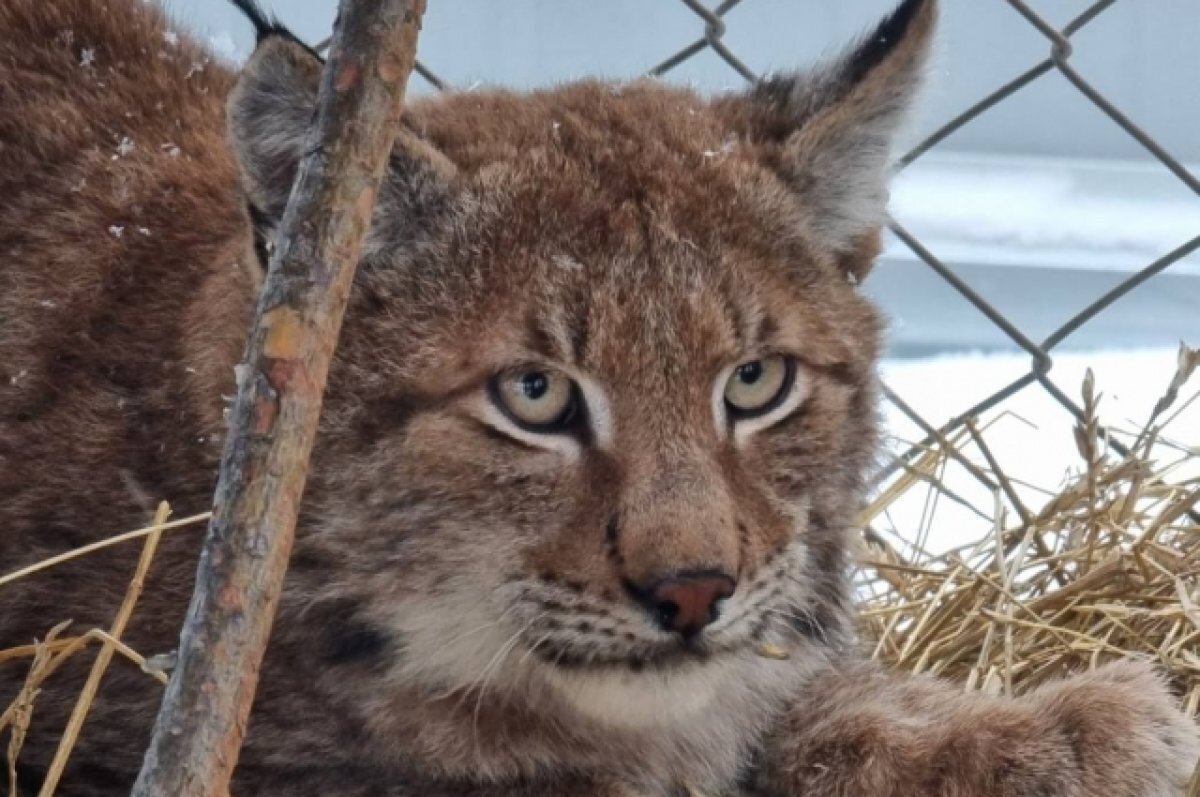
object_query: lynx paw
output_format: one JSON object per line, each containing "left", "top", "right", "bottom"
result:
{"left": 1028, "top": 659, "right": 1199, "bottom": 797}
{"left": 759, "top": 659, "right": 1198, "bottom": 797}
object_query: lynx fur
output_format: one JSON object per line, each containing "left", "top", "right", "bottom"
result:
{"left": 1, "top": 0, "right": 1196, "bottom": 794}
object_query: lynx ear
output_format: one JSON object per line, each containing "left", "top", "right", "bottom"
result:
{"left": 227, "top": 32, "right": 324, "bottom": 220}
{"left": 721, "top": 0, "right": 936, "bottom": 276}
{"left": 227, "top": 6, "right": 456, "bottom": 253}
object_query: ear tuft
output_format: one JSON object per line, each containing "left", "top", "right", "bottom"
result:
{"left": 719, "top": 0, "right": 937, "bottom": 278}
{"left": 227, "top": 5, "right": 457, "bottom": 255}
{"left": 229, "top": 0, "right": 320, "bottom": 54}
{"left": 227, "top": 36, "right": 323, "bottom": 219}
{"left": 844, "top": 0, "right": 934, "bottom": 87}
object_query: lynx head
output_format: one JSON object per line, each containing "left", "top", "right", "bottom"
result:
{"left": 227, "top": 0, "right": 934, "bottom": 739}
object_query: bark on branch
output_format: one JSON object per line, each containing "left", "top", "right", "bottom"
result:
{"left": 131, "top": 2, "right": 426, "bottom": 794}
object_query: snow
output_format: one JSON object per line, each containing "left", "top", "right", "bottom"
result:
{"left": 876, "top": 347, "right": 1199, "bottom": 554}
{"left": 113, "top": 136, "right": 135, "bottom": 159}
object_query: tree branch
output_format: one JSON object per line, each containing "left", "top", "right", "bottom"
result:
{"left": 131, "top": 2, "right": 426, "bottom": 794}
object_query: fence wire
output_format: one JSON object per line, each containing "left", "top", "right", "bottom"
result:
{"left": 321, "top": 1, "right": 1199, "bottom": 525}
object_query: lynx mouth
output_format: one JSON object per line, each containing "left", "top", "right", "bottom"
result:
{"left": 532, "top": 633, "right": 789, "bottom": 729}
{"left": 507, "top": 549, "right": 816, "bottom": 677}
{"left": 530, "top": 638, "right": 722, "bottom": 673}
{"left": 521, "top": 612, "right": 784, "bottom": 675}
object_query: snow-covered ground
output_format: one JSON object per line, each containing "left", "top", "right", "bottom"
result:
{"left": 876, "top": 347, "right": 1198, "bottom": 554}
{"left": 870, "top": 155, "right": 1198, "bottom": 551}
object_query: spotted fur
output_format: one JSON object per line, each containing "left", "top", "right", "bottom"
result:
{"left": 1, "top": 0, "right": 1195, "bottom": 795}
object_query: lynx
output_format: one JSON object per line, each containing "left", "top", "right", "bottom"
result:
{"left": 1, "top": 0, "right": 1196, "bottom": 794}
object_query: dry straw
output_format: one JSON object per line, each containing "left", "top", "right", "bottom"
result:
{"left": 859, "top": 344, "right": 1200, "bottom": 786}
{"left": 1, "top": 349, "right": 1197, "bottom": 791}
{"left": 0, "top": 504, "right": 210, "bottom": 795}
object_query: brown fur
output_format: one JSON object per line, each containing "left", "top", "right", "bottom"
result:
{"left": 1, "top": 0, "right": 1196, "bottom": 795}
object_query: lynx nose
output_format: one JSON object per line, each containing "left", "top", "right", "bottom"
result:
{"left": 639, "top": 572, "right": 736, "bottom": 638}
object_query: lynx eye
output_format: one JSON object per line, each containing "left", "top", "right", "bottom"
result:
{"left": 724, "top": 355, "right": 793, "bottom": 418}
{"left": 490, "top": 368, "right": 580, "bottom": 432}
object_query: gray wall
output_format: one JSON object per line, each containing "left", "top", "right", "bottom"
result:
{"left": 170, "top": 0, "right": 1200, "bottom": 163}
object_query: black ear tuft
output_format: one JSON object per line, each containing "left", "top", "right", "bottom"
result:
{"left": 228, "top": 0, "right": 274, "bottom": 42}
{"left": 227, "top": 21, "right": 457, "bottom": 254}
{"left": 844, "top": 0, "right": 931, "bottom": 86}
{"left": 715, "top": 0, "right": 937, "bottom": 273}
{"left": 228, "top": 0, "right": 324, "bottom": 60}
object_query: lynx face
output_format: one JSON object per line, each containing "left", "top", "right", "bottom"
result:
{"left": 229, "top": 0, "right": 934, "bottom": 733}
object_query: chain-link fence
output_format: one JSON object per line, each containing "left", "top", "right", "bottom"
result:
{"left": 318, "top": 0, "right": 1199, "bottom": 532}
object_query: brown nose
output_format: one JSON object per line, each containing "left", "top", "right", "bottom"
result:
{"left": 636, "top": 572, "right": 736, "bottom": 638}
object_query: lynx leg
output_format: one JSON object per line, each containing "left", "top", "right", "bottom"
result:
{"left": 753, "top": 658, "right": 1198, "bottom": 797}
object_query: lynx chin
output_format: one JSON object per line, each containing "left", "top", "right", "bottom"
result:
{"left": 1, "top": 0, "right": 1196, "bottom": 794}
